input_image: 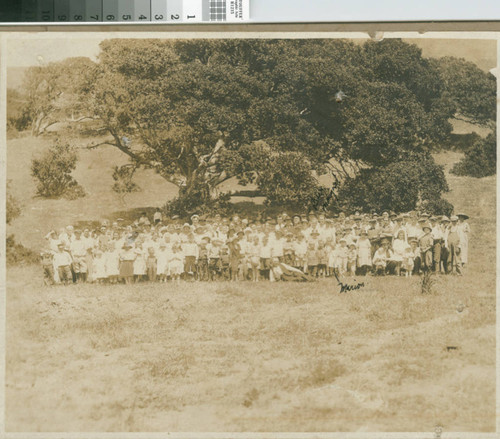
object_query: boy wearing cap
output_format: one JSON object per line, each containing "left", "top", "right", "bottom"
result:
{"left": 70, "top": 230, "right": 88, "bottom": 283}
{"left": 40, "top": 250, "right": 55, "bottom": 285}
{"left": 53, "top": 243, "right": 73, "bottom": 285}
{"left": 182, "top": 233, "right": 199, "bottom": 280}
{"left": 409, "top": 237, "right": 422, "bottom": 275}
{"left": 45, "top": 230, "right": 60, "bottom": 254}
{"left": 419, "top": 223, "right": 434, "bottom": 272}
{"left": 153, "top": 208, "right": 163, "bottom": 225}
{"left": 208, "top": 238, "right": 222, "bottom": 281}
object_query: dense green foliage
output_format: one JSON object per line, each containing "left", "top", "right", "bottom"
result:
{"left": 336, "top": 154, "right": 452, "bottom": 214}
{"left": 432, "top": 56, "right": 496, "bottom": 125}
{"left": 16, "top": 38, "right": 497, "bottom": 211}
{"left": 451, "top": 132, "right": 496, "bottom": 178}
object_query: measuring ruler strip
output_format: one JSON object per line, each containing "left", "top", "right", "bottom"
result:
{"left": 15, "top": 0, "right": 250, "bottom": 22}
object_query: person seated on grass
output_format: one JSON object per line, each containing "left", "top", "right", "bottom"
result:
{"left": 372, "top": 239, "right": 397, "bottom": 276}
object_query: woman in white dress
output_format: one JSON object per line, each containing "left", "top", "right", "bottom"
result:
{"left": 105, "top": 242, "right": 121, "bottom": 284}
{"left": 457, "top": 213, "right": 470, "bottom": 267}
{"left": 392, "top": 230, "right": 409, "bottom": 275}
{"left": 133, "top": 240, "right": 147, "bottom": 282}
{"left": 356, "top": 230, "right": 372, "bottom": 275}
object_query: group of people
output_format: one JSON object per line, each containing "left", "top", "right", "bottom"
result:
{"left": 40, "top": 208, "right": 471, "bottom": 285}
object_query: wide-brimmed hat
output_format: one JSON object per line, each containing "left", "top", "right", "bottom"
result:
{"left": 441, "top": 216, "right": 450, "bottom": 223}
{"left": 457, "top": 213, "right": 469, "bottom": 220}
{"left": 450, "top": 215, "right": 459, "bottom": 222}
{"left": 422, "top": 223, "right": 432, "bottom": 232}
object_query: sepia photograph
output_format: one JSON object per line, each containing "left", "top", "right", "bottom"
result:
{"left": 3, "top": 32, "right": 497, "bottom": 433}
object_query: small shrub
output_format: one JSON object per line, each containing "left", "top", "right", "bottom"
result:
{"left": 243, "top": 388, "right": 259, "bottom": 407}
{"left": 6, "top": 181, "right": 21, "bottom": 225}
{"left": 451, "top": 132, "right": 496, "bottom": 178}
{"left": 303, "top": 358, "right": 347, "bottom": 387}
{"left": 6, "top": 234, "right": 39, "bottom": 266}
{"left": 421, "top": 270, "right": 435, "bottom": 295}
{"left": 31, "top": 142, "right": 85, "bottom": 199}
{"left": 112, "top": 165, "right": 141, "bottom": 197}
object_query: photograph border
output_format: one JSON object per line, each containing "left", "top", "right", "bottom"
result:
{"left": 0, "top": 24, "right": 499, "bottom": 439}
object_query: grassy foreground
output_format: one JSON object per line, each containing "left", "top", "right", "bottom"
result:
{"left": 6, "top": 264, "right": 495, "bottom": 432}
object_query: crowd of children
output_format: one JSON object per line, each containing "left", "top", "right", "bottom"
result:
{"left": 40, "top": 209, "right": 471, "bottom": 285}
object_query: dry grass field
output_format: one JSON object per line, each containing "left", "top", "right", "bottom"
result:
{"left": 5, "top": 134, "right": 496, "bottom": 432}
